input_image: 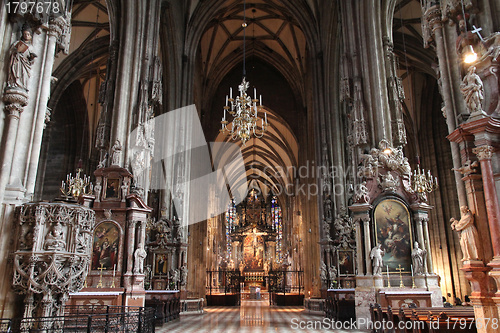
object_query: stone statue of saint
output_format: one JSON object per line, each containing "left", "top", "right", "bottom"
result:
{"left": 322, "top": 221, "right": 332, "bottom": 241}
{"left": 180, "top": 265, "right": 188, "bottom": 286}
{"left": 324, "top": 195, "right": 333, "bottom": 220}
{"left": 328, "top": 265, "right": 337, "bottom": 284}
{"left": 110, "top": 140, "right": 122, "bottom": 166}
{"left": 411, "top": 242, "right": 427, "bottom": 275}
{"left": 320, "top": 261, "right": 328, "bottom": 285}
{"left": 44, "top": 222, "right": 66, "bottom": 250}
{"left": 460, "top": 66, "right": 484, "bottom": 115}
{"left": 133, "top": 246, "right": 147, "bottom": 274}
{"left": 170, "top": 268, "right": 180, "bottom": 288}
{"left": 7, "top": 24, "right": 37, "bottom": 91}
{"left": 370, "top": 244, "right": 385, "bottom": 276}
{"left": 450, "top": 206, "right": 481, "bottom": 261}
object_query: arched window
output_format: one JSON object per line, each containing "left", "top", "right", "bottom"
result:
{"left": 225, "top": 199, "right": 236, "bottom": 260}
{"left": 271, "top": 196, "right": 283, "bottom": 263}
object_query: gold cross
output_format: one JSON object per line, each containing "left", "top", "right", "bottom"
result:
{"left": 97, "top": 263, "right": 105, "bottom": 288}
{"left": 396, "top": 265, "right": 405, "bottom": 288}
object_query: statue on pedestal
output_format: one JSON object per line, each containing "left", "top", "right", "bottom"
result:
{"left": 411, "top": 242, "right": 427, "bottom": 275}
{"left": 460, "top": 66, "right": 484, "bottom": 115}
{"left": 320, "top": 261, "right": 328, "bottom": 286}
{"left": 370, "top": 244, "right": 385, "bottom": 276}
{"left": 133, "top": 246, "right": 147, "bottom": 274}
{"left": 450, "top": 206, "right": 481, "bottom": 261}
{"left": 7, "top": 24, "right": 37, "bottom": 91}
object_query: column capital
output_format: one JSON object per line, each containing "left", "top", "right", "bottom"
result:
{"left": 473, "top": 146, "right": 494, "bottom": 161}
{"left": 424, "top": 5, "right": 442, "bottom": 30}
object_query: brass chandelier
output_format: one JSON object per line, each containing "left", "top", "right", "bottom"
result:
{"left": 411, "top": 164, "right": 438, "bottom": 194}
{"left": 220, "top": 0, "right": 267, "bottom": 146}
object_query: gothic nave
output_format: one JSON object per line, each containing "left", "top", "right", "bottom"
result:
{"left": 0, "top": 0, "right": 499, "bottom": 332}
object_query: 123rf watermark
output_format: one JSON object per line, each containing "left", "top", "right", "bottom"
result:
{"left": 291, "top": 317, "right": 499, "bottom": 331}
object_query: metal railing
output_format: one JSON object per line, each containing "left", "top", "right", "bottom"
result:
{"left": 0, "top": 305, "right": 155, "bottom": 333}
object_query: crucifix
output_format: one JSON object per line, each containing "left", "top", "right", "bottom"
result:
{"left": 471, "top": 25, "right": 484, "bottom": 42}
{"left": 97, "top": 263, "right": 105, "bottom": 288}
{"left": 396, "top": 265, "right": 405, "bottom": 288}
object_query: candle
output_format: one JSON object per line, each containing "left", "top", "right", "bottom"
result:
{"left": 113, "top": 264, "right": 116, "bottom": 277}
{"left": 226, "top": 95, "right": 228, "bottom": 107}
{"left": 411, "top": 264, "right": 414, "bottom": 277}
{"left": 230, "top": 87, "right": 233, "bottom": 99}
{"left": 265, "top": 112, "right": 267, "bottom": 124}
{"left": 387, "top": 265, "right": 390, "bottom": 279}
{"left": 254, "top": 88, "right": 257, "bottom": 100}
{"left": 260, "top": 94, "right": 262, "bottom": 105}
{"left": 223, "top": 108, "right": 226, "bottom": 121}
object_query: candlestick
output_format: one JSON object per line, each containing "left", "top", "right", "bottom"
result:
{"left": 387, "top": 265, "right": 391, "bottom": 288}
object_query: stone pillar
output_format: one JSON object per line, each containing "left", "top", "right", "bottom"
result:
{"left": 411, "top": 202, "right": 434, "bottom": 273}
{"left": 422, "top": 218, "right": 434, "bottom": 273}
{"left": 0, "top": 91, "right": 27, "bottom": 204}
{"left": 363, "top": 217, "right": 372, "bottom": 276}
{"left": 24, "top": 17, "right": 69, "bottom": 198}
{"left": 424, "top": 4, "right": 468, "bottom": 207}
{"left": 473, "top": 146, "right": 500, "bottom": 263}
{"left": 125, "top": 221, "right": 137, "bottom": 276}
{"left": 355, "top": 217, "right": 363, "bottom": 275}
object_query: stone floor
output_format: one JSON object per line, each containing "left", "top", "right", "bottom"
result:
{"left": 157, "top": 300, "right": 368, "bottom": 332}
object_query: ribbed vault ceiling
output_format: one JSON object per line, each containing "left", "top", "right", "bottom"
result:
{"left": 200, "top": 0, "right": 306, "bottom": 85}
{"left": 214, "top": 108, "right": 298, "bottom": 204}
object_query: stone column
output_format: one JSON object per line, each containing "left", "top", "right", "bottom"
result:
{"left": 349, "top": 203, "right": 372, "bottom": 276}
{"left": 422, "top": 218, "right": 434, "bottom": 273}
{"left": 125, "top": 221, "right": 137, "bottom": 275}
{"left": 473, "top": 146, "right": 500, "bottom": 263}
{"left": 24, "top": 17, "right": 69, "bottom": 197}
{"left": 363, "top": 217, "right": 372, "bottom": 276}
{"left": 411, "top": 202, "right": 433, "bottom": 273}
{"left": 355, "top": 218, "right": 363, "bottom": 275}
{"left": 424, "top": 4, "right": 468, "bottom": 207}
{"left": 0, "top": 92, "right": 27, "bottom": 205}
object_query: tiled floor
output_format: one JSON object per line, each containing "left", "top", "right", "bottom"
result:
{"left": 157, "top": 300, "right": 369, "bottom": 332}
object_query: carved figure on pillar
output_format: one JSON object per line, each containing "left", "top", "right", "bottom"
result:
{"left": 320, "top": 261, "right": 328, "bottom": 286}
{"left": 353, "top": 181, "right": 370, "bottom": 203}
{"left": 455, "top": 18, "right": 480, "bottom": 60}
{"left": 133, "top": 246, "right": 147, "bottom": 274}
{"left": 44, "top": 222, "right": 66, "bottom": 251}
{"left": 180, "top": 265, "right": 188, "bottom": 286}
{"left": 411, "top": 242, "right": 427, "bottom": 275}
{"left": 110, "top": 140, "right": 122, "bottom": 166}
{"left": 450, "top": 206, "right": 481, "bottom": 261}
{"left": 370, "top": 244, "right": 385, "bottom": 276}
{"left": 324, "top": 195, "right": 333, "bottom": 220}
{"left": 460, "top": 66, "right": 484, "bottom": 115}
{"left": 328, "top": 265, "right": 337, "bottom": 288}
{"left": 7, "top": 24, "right": 37, "bottom": 92}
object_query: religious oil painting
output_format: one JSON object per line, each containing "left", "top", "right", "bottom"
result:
{"left": 338, "top": 250, "right": 355, "bottom": 276}
{"left": 243, "top": 234, "right": 264, "bottom": 270}
{"left": 155, "top": 253, "right": 168, "bottom": 275}
{"left": 374, "top": 199, "right": 413, "bottom": 273}
{"left": 105, "top": 178, "right": 120, "bottom": 199}
{"left": 92, "top": 222, "right": 120, "bottom": 270}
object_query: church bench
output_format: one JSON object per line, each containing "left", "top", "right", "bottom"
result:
{"left": 369, "top": 304, "right": 475, "bottom": 333}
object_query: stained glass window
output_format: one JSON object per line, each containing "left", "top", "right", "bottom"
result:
{"left": 225, "top": 199, "right": 236, "bottom": 261}
{"left": 271, "top": 196, "right": 283, "bottom": 263}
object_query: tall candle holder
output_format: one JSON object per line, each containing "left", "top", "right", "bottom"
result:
{"left": 396, "top": 265, "right": 405, "bottom": 288}
{"left": 386, "top": 265, "right": 391, "bottom": 288}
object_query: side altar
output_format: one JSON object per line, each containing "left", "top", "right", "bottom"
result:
{"left": 349, "top": 140, "right": 442, "bottom": 327}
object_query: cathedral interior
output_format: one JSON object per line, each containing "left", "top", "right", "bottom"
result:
{"left": 0, "top": 0, "right": 499, "bottom": 331}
